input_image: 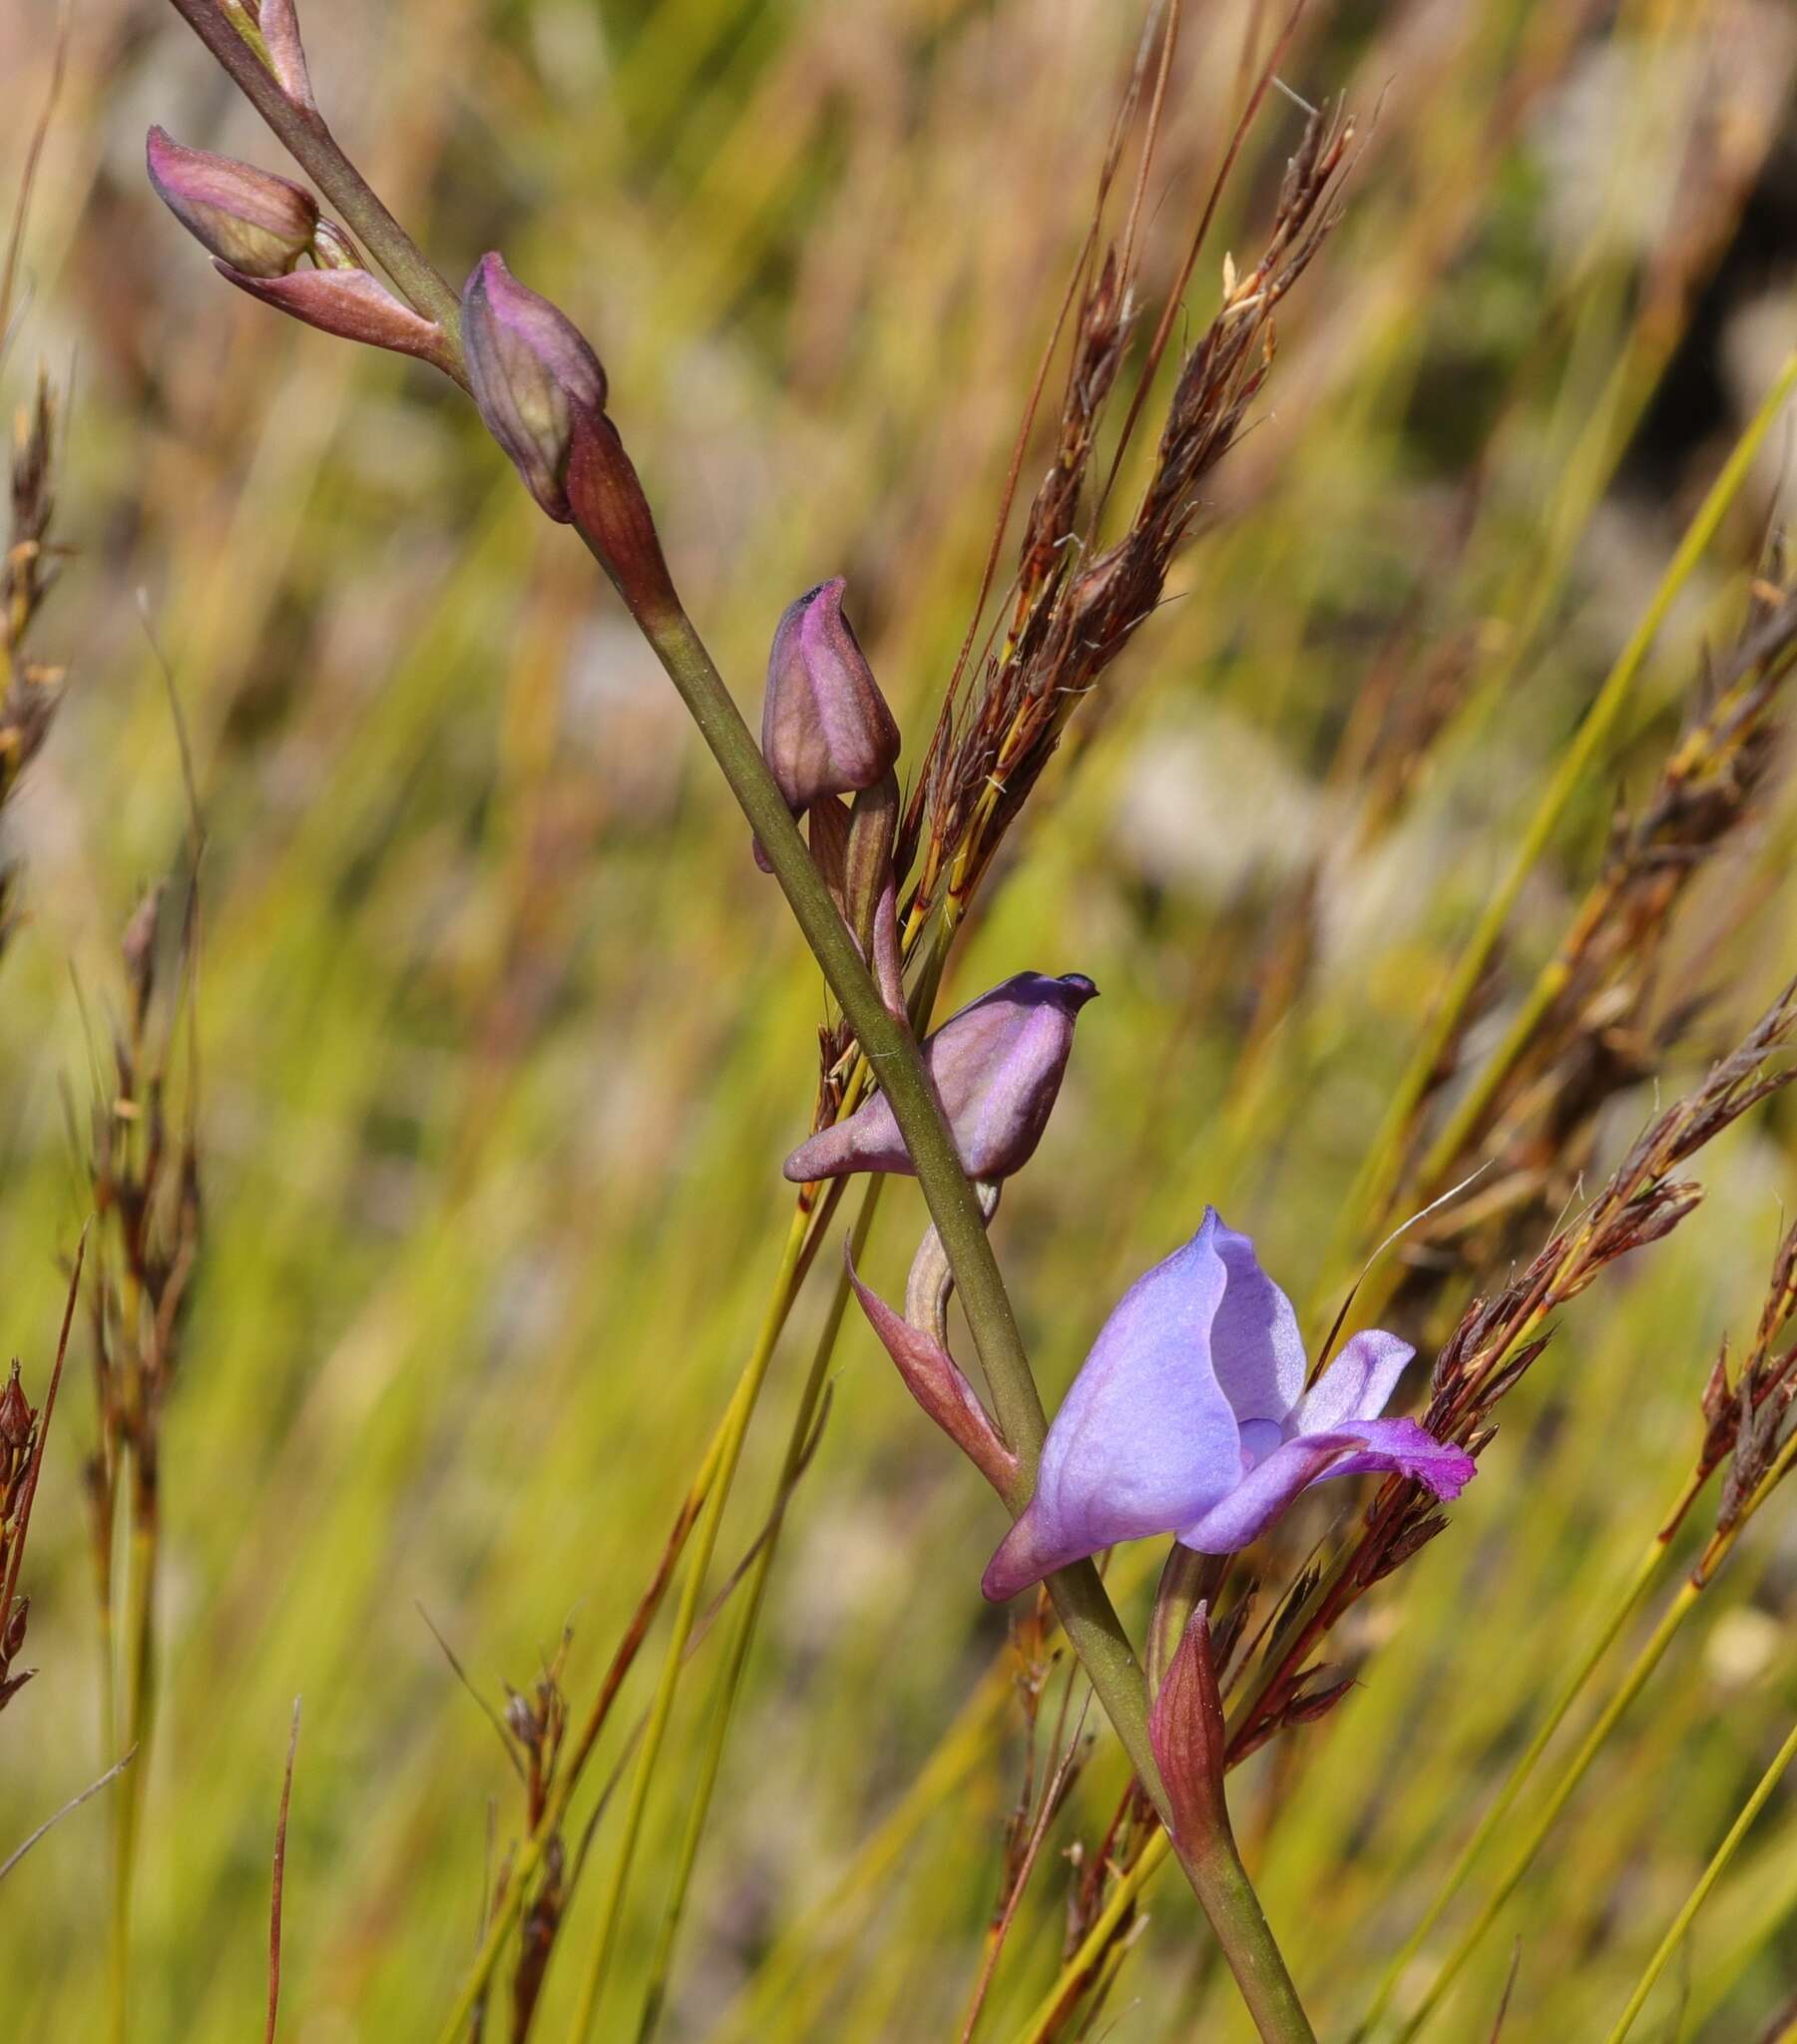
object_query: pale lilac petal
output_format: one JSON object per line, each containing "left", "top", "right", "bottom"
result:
{"left": 1288, "top": 1328, "right": 1415, "bottom": 1435}
{"left": 1207, "top": 1217, "right": 1307, "bottom": 1426}
{"left": 982, "top": 1497, "right": 1097, "bottom": 1602}
{"left": 984, "top": 1219, "right": 1243, "bottom": 1599}
{"left": 1319, "top": 1417, "right": 1477, "bottom": 1498}
{"left": 1174, "top": 1433, "right": 1363, "bottom": 1553}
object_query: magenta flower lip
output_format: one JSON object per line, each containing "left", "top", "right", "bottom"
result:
{"left": 983, "top": 1209, "right": 1476, "bottom": 1600}
{"left": 783, "top": 970, "right": 1099, "bottom": 1186}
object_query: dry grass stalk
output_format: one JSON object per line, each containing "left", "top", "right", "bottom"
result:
{"left": 807, "top": 97, "right": 1355, "bottom": 1120}
{"left": 1, "top": 375, "right": 65, "bottom": 961}
{"left": 1230, "top": 980, "right": 1797, "bottom": 1761}
{"left": 0, "top": 1240, "right": 86, "bottom": 1722}
{"left": 1396, "top": 566, "right": 1797, "bottom": 1275}
{"left": 84, "top": 883, "right": 203, "bottom": 2022}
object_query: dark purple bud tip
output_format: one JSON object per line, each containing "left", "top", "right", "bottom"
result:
{"left": 146, "top": 126, "right": 318, "bottom": 278}
{"left": 783, "top": 970, "right": 1097, "bottom": 1186}
{"left": 463, "top": 253, "right": 608, "bottom": 521}
{"left": 761, "top": 579, "right": 901, "bottom": 814}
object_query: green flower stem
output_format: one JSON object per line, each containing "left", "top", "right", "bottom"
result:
{"left": 611, "top": 587, "right": 1312, "bottom": 2043}
{"left": 163, "top": 0, "right": 466, "bottom": 351}
{"left": 1175, "top": 1831, "right": 1317, "bottom": 2044}
{"left": 159, "top": 8, "right": 1307, "bottom": 2016}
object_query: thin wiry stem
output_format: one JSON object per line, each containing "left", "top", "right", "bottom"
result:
{"left": 156, "top": 8, "right": 1318, "bottom": 2030}
{"left": 1603, "top": 1714, "right": 1797, "bottom": 2044}
{"left": 1395, "top": 1425, "right": 1797, "bottom": 2041}
{"left": 563, "top": 1206, "right": 812, "bottom": 2040}
{"left": 0, "top": 1747, "right": 136, "bottom": 1886}
{"left": 634, "top": 1177, "right": 887, "bottom": 2043}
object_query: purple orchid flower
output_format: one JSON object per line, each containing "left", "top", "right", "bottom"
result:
{"left": 983, "top": 1209, "right": 1475, "bottom": 1601}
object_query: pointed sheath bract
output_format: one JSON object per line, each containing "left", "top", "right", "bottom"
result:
{"left": 463, "top": 254, "right": 608, "bottom": 522}
{"left": 982, "top": 1209, "right": 1477, "bottom": 1600}
{"left": 258, "top": 0, "right": 315, "bottom": 108}
{"left": 783, "top": 971, "right": 1098, "bottom": 1185}
{"left": 1148, "top": 1605, "right": 1232, "bottom": 1851}
{"left": 146, "top": 127, "right": 317, "bottom": 278}
{"left": 846, "top": 1247, "right": 1018, "bottom": 1497}
{"left": 761, "top": 579, "right": 901, "bottom": 814}
{"left": 215, "top": 264, "right": 458, "bottom": 376}
{"left": 566, "top": 409, "right": 680, "bottom": 624}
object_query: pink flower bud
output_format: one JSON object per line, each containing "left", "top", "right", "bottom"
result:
{"left": 463, "top": 254, "right": 608, "bottom": 521}
{"left": 761, "top": 579, "right": 900, "bottom": 814}
{"left": 146, "top": 127, "right": 317, "bottom": 279}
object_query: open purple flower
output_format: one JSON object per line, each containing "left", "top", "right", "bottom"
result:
{"left": 983, "top": 1209, "right": 1476, "bottom": 1601}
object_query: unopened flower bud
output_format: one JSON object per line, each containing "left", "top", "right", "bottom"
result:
{"left": 761, "top": 579, "right": 900, "bottom": 814}
{"left": 462, "top": 254, "right": 608, "bottom": 522}
{"left": 146, "top": 127, "right": 317, "bottom": 278}
{"left": 783, "top": 971, "right": 1098, "bottom": 1185}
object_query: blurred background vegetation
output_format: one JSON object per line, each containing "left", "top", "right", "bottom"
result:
{"left": 3, "top": 0, "right": 1797, "bottom": 2038}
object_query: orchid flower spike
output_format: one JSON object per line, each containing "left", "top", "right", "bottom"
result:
{"left": 983, "top": 1209, "right": 1476, "bottom": 1601}
{"left": 783, "top": 971, "right": 1098, "bottom": 1185}
{"left": 761, "top": 579, "right": 900, "bottom": 816}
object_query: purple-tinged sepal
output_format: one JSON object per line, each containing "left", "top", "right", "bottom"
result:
{"left": 146, "top": 127, "right": 317, "bottom": 278}
{"left": 462, "top": 254, "right": 608, "bottom": 522}
{"left": 215, "top": 262, "right": 459, "bottom": 376}
{"left": 761, "top": 579, "right": 900, "bottom": 815}
{"left": 983, "top": 1209, "right": 1478, "bottom": 1600}
{"left": 1148, "top": 1604, "right": 1232, "bottom": 1851}
{"left": 784, "top": 971, "right": 1098, "bottom": 1185}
